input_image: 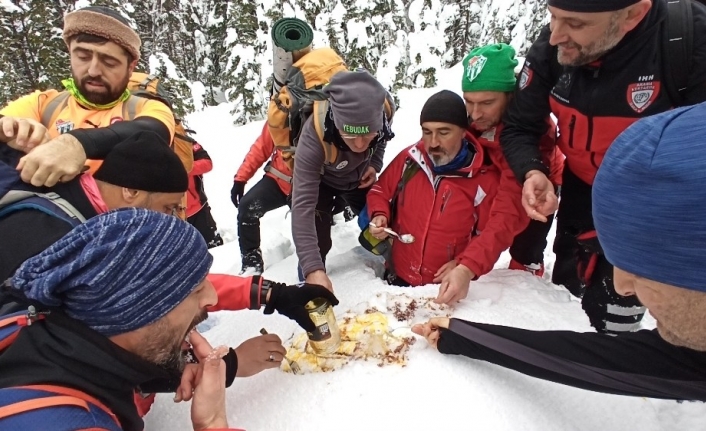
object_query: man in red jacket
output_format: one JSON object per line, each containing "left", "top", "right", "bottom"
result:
{"left": 186, "top": 141, "right": 223, "bottom": 248}
{"left": 461, "top": 43, "right": 563, "bottom": 276}
{"left": 230, "top": 125, "right": 291, "bottom": 275}
{"left": 367, "top": 91, "right": 499, "bottom": 305}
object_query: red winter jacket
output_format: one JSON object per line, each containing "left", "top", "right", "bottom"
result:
{"left": 366, "top": 134, "right": 500, "bottom": 285}
{"left": 234, "top": 123, "right": 292, "bottom": 196}
{"left": 186, "top": 142, "right": 213, "bottom": 217}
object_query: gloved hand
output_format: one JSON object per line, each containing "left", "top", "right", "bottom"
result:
{"left": 576, "top": 230, "right": 602, "bottom": 286}
{"left": 263, "top": 281, "right": 339, "bottom": 332}
{"left": 231, "top": 181, "right": 246, "bottom": 208}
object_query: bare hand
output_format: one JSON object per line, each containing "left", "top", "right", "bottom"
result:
{"left": 190, "top": 346, "right": 230, "bottom": 430}
{"left": 369, "top": 215, "right": 389, "bottom": 239}
{"left": 435, "top": 264, "right": 474, "bottom": 305}
{"left": 234, "top": 334, "right": 286, "bottom": 377}
{"left": 305, "top": 270, "right": 333, "bottom": 292}
{"left": 359, "top": 166, "right": 377, "bottom": 188}
{"left": 0, "top": 116, "right": 51, "bottom": 151}
{"left": 411, "top": 317, "right": 450, "bottom": 349}
{"left": 522, "top": 170, "right": 558, "bottom": 222}
{"left": 174, "top": 331, "right": 215, "bottom": 403}
{"left": 16, "top": 134, "right": 86, "bottom": 187}
{"left": 433, "top": 260, "right": 457, "bottom": 283}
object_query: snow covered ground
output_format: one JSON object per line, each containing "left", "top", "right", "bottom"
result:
{"left": 144, "top": 67, "right": 706, "bottom": 431}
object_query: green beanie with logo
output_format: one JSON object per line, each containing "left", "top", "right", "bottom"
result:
{"left": 461, "top": 43, "right": 518, "bottom": 93}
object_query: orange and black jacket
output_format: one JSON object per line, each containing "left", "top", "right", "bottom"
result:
{"left": 501, "top": 0, "right": 706, "bottom": 187}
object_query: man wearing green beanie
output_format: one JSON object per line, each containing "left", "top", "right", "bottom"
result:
{"left": 461, "top": 43, "right": 563, "bottom": 279}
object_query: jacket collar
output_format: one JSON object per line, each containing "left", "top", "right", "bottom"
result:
{"left": 408, "top": 131, "right": 485, "bottom": 183}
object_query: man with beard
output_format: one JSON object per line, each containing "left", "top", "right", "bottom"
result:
{"left": 412, "top": 103, "right": 706, "bottom": 402}
{"left": 500, "top": 0, "right": 706, "bottom": 334}
{"left": 367, "top": 91, "right": 500, "bottom": 304}
{"left": 0, "top": 208, "right": 241, "bottom": 430}
{"left": 0, "top": 6, "right": 176, "bottom": 188}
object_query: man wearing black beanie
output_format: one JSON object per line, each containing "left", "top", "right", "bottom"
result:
{"left": 500, "top": 0, "right": 706, "bottom": 334}
{"left": 366, "top": 90, "right": 503, "bottom": 304}
{"left": 0, "top": 131, "right": 188, "bottom": 285}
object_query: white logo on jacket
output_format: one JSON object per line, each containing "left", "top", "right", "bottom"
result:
{"left": 335, "top": 161, "right": 348, "bottom": 170}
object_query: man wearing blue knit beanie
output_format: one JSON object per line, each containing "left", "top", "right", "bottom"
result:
{"left": 0, "top": 208, "right": 241, "bottom": 430}
{"left": 412, "top": 103, "right": 706, "bottom": 401}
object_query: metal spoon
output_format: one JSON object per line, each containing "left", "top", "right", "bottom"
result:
{"left": 369, "top": 222, "right": 415, "bottom": 244}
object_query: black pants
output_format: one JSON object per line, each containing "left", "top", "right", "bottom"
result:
{"left": 510, "top": 216, "right": 555, "bottom": 266}
{"left": 237, "top": 175, "right": 288, "bottom": 255}
{"left": 187, "top": 204, "right": 223, "bottom": 249}
{"left": 313, "top": 182, "right": 370, "bottom": 265}
{"left": 551, "top": 168, "right": 645, "bottom": 334}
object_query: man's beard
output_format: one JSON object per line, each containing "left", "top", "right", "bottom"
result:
{"left": 73, "top": 72, "right": 129, "bottom": 105}
{"left": 137, "top": 309, "right": 208, "bottom": 373}
{"left": 429, "top": 150, "right": 453, "bottom": 167}
{"left": 557, "top": 14, "right": 622, "bottom": 66}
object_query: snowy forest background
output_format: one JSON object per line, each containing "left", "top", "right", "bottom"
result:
{"left": 0, "top": 0, "right": 548, "bottom": 123}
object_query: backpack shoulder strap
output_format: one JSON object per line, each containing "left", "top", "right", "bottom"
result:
{"left": 39, "top": 92, "right": 71, "bottom": 129}
{"left": 0, "top": 190, "right": 87, "bottom": 227}
{"left": 383, "top": 93, "right": 395, "bottom": 124}
{"left": 663, "top": 0, "right": 694, "bottom": 107}
{"left": 122, "top": 94, "right": 147, "bottom": 121}
{"left": 313, "top": 100, "right": 338, "bottom": 166}
{"left": 0, "top": 385, "right": 121, "bottom": 431}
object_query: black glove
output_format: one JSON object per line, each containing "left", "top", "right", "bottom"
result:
{"left": 263, "top": 281, "right": 339, "bottom": 332}
{"left": 231, "top": 181, "right": 246, "bottom": 208}
{"left": 575, "top": 230, "right": 602, "bottom": 286}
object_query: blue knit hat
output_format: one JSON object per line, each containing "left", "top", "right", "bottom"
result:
{"left": 11, "top": 208, "right": 213, "bottom": 336}
{"left": 593, "top": 102, "right": 706, "bottom": 293}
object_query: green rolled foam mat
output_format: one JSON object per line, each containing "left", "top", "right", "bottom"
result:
{"left": 271, "top": 18, "right": 313, "bottom": 52}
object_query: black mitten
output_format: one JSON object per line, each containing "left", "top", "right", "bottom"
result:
{"left": 263, "top": 282, "right": 339, "bottom": 332}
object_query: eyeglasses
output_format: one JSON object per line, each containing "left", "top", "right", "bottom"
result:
{"left": 168, "top": 205, "right": 187, "bottom": 217}
{"left": 339, "top": 131, "right": 379, "bottom": 141}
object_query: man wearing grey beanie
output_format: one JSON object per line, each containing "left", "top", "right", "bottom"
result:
{"left": 291, "top": 70, "right": 395, "bottom": 291}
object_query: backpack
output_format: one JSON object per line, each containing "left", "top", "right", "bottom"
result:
{"left": 266, "top": 47, "right": 348, "bottom": 171}
{"left": 662, "top": 0, "right": 706, "bottom": 106}
{"left": 39, "top": 72, "right": 195, "bottom": 173}
{"left": 0, "top": 162, "right": 85, "bottom": 228}
{"left": 0, "top": 308, "right": 122, "bottom": 431}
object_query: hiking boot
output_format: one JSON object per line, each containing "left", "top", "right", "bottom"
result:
{"left": 207, "top": 233, "right": 224, "bottom": 249}
{"left": 509, "top": 259, "right": 545, "bottom": 277}
{"left": 240, "top": 249, "right": 264, "bottom": 276}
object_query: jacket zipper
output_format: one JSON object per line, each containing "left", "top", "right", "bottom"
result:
{"left": 586, "top": 68, "right": 599, "bottom": 152}
{"left": 439, "top": 189, "right": 452, "bottom": 214}
{"left": 568, "top": 115, "right": 576, "bottom": 148}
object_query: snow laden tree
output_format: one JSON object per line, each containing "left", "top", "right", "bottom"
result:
{"left": 0, "top": 0, "right": 67, "bottom": 105}
{"left": 477, "top": 0, "right": 548, "bottom": 55}
{"left": 222, "top": 1, "right": 267, "bottom": 124}
{"left": 442, "top": 0, "right": 483, "bottom": 67}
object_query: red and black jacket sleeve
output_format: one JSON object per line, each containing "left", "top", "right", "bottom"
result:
{"left": 438, "top": 318, "right": 706, "bottom": 401}
{"left": 206, "top": 274, "right": 268, "bottom": 312}
{"left": 500, "top": 25, "right": 556, "bottom": 183}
